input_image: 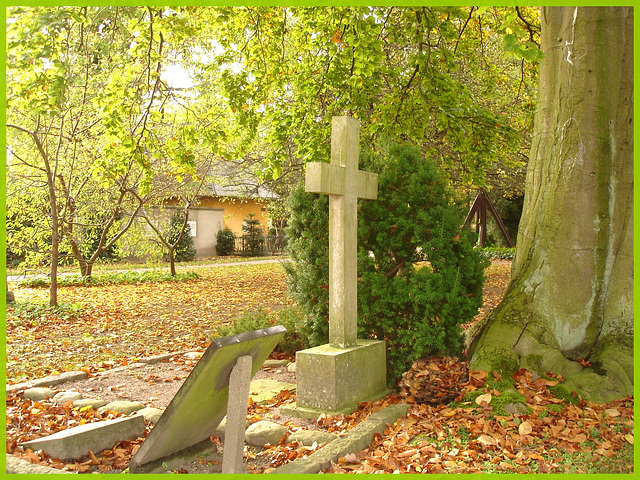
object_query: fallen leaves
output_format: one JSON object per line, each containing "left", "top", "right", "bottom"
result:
{"left": 323, "top": 363, "right": 634, "bottom": 475}
{"left": 518, "top": 420, "right": 532, "bottom": 436}
{"left": 5, "top": 391, "right": 147, "bottom": 473}
{"left": 6, "top": 260, "right": 635, "bottom": 475}
{"left": 6, "top": 263, "right": 289, "bottom": 383}
{"left": 398, "top": 356, "right": 471, "bottom": 405}
{"left": 461, "top": 261, "right": 511, "bottom": 331}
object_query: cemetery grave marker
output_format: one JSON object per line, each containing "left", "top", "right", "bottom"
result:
{"left": 128, "top": 325, "right": 286, "bottom": 474}
{"left": 285, "top": 116, "right": 388, "bottom": 418}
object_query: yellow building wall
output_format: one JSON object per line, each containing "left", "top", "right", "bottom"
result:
{"left": 195, "top": 196, "right": 271, "bottom": 236}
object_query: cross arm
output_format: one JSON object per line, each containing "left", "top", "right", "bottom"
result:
{"left": 306, "top": 162, "right": 378, "bottom": 199}
{"left": 305, "top": 162, "right": 345, "bottom": 196}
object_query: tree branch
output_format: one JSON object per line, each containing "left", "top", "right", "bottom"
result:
{"left": 385, "top": 260, "right": 407, "bottom": 279}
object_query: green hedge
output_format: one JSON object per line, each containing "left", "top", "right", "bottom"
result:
{"left": 18, "top": 270, "right": 200, "bottom": 288}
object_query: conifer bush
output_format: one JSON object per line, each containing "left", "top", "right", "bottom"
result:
{"left": 216, "top": 228, "right": 236, "bottom": 256}
{"left": 241, "top": 214, "right": 266, "bottom": 256}
{"left": 285, "top": 142, "right": 488, "bottom": 384}
{"left": 166, "top": 212, "right": 196, "bottom": 262}
{"left": 283, "top": 184, "right": 330, "bottom": 346}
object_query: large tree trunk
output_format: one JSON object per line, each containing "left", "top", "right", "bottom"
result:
{"left": 469, "top": 7, "right": 633, "bottom": 403}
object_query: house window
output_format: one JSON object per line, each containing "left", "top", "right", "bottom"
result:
{"left": 187, "top": 220, "right": 197, "bottom": 237}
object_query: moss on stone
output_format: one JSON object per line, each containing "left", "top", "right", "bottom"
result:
{"left": 547, "top": 404, "right": 564, "bottom": 414}
{"left": 491, "top": 392, "right": 531, "bottom": 417}
{"left": 469, "top": 343, "right": 520, "bottom": 379}
{"left": 456, "top": 382, "right": 530, "bottom": 418}
{"left": 549, "top": 384, "right": 581, "bottom": 405}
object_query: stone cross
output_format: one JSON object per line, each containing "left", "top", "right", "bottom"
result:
{"left": 305, "top": 116, "right": 378, "bottom": 348}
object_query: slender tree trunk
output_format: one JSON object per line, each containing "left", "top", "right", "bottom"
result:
{"left": 469, "top": 7, "right": 633, "bottom": 403}
{"left": 42, "top": 136, "right": 59, "bottom": 307}
{"left": 169, "top": 249, "right": 177, "bottom": 276}
{"left": 7, "top": 122, "right": 61, "bottom": 306}
{"left": 49, "top": 211, "right": 59, "bottom": 307}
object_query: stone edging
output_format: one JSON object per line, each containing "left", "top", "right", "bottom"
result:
{"left": 6, "top": 352, "right": 404, "bottom": 475}
{"left": 6, "top": 454, "right": 73, "bottom": 474}
{"left": 270, "top": 403, "right": 410, "bottom": 474}
{"left": 5, "top": 351, "right": 187, "bottom": 395}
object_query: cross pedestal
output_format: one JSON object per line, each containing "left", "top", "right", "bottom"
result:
{"left": 283, "top": 116, "right": 388, "bottom": 418}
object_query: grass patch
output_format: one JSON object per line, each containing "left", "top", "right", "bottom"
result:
{"left": 552, "top": 441, "right": 634, "bottom": 474}
{"left": 212, "top": 306, "right": 310, "bottom": 355}
{"left": 17, "top": 270, "right": 200, "bottom": 288}
{"left": 7, "top": 301, "right": 87, "bottom": 325}
{"left": 7, "top": 255, "right": 285, "bottom": 277}
{"left": 477, "top": 247, "right": 515, "bottom": 260}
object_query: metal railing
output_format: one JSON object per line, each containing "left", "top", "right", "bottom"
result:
{"left": 234, "top": 234, "right": 288, "bottom": 256}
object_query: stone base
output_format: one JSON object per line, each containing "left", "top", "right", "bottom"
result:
{"left": 284, "top": 340, "right": 387, "bottom": 418}
{"left": 281, "top": 391, "right": 392, "bottom": 420}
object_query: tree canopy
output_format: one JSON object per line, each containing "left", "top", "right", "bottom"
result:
{"left": 208, "top": 6, "right": 539, "bottom": 194}
{"left": 5, "top": 6, "right": 540, "bottom": 305}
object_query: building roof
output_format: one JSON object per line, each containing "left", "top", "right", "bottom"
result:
{"left": 206, "top": 179, "right": 279, "bottom": 200}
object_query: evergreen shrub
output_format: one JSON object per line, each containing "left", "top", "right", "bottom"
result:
{"left": 216, "top": 228, "right": 236, "bottom": 256}
{"left": 283, "top": 184, "right": 330, "bottom": 346}
{"left": 241, "top": 214, "right": 265, "bottom": 256}
{"left": 166, "top": 212, "right": 196, "bottom": 262}
{"left": 285, "top": 142, "right": 488, "bottom": 384}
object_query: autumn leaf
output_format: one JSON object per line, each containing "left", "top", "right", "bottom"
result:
{"left": 577, "top": 357, "right": 592, "bottom": 367}
{"left": 568, "top": 433, "right": 587, "bottom": 443}
{"left": 518, "top": 420, "right": 532, "bottom": 436}
{"left": 475, "top": 393, "right": 492, "bottom": 406}
{"left": 477, "top": 434, "right": 497, "bottom": 445}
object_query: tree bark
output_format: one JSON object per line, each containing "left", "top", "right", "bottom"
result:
{"left": 469, "top": 7, "right": 633, "bottom": 403}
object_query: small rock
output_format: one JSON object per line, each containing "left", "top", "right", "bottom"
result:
{"left": 136, "top": 407, "right": 164, "bottom": 424}
{"left": 245, "top": 421, "right": 287, "bottom": 447}
{"left": 98, "top": 401, "right": 146, "bottom": 415}
{"left": 287, "top": 429, "right": 336, "bottom": 446}
{"left": 6, "top": 371, "right": 88, "bottom": 394}
{"left": 139, "top": 353, "right": 177, "bottom": 364}
{"left": 73, "top": 398, "right": 107, "bottom": 410}
{"left": 287, "top": 362, "right": 297, "bottom": 373}
{"left": 6, "top": 454, "right": 73, "bottom": 474}
{"left": 263, "top": 359, "right": 289, "bottom": 368}
{"left": 22, "top": 387, "right": 55, "bottom": 401}
{"left": 215, "top": 416, "right": 227, "bottom": 435}
{"left": 214, "top": 416, "right": 249, "bottom": 437}
{"left": 504, "top": 403, "right": 529, "bottom": 416}
{"left": 52, "top": 391, "right": 83, "bottom": 405}
{"left": 184, "top": 351, "right": 202, "bottom": 360}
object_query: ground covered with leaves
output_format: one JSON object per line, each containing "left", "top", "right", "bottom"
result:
{"left": 6, "top": 263, "right": 289, "bottom": 383}
{"left": 325, "top": 359, "right": 634, "bottom": 474}
{"left": 5, "top": 260, "right": 634, "bottom": 474}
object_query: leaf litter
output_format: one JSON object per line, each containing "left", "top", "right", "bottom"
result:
{"left": 6, "top": 263, "right": 289, "bottom": 382}
{"left": 5, "top": 260, "right": 634, "bottom": 473}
